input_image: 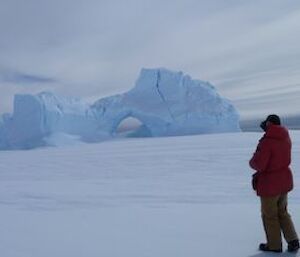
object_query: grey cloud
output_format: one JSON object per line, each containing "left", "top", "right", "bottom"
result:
{"left": 1, "top": 0, "right": 300, "bottom": 117}
{"left": 0, "top": 68, "right": 57, "bottom": 84}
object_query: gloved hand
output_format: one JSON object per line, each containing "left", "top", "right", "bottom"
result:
{"left": 252, "top": 172, "right": 259, "bottom": 191}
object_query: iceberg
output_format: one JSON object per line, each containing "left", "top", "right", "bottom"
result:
{"left": 0, "top": 92, "right": 104, "bottom": 149}
{"left": 0, "top": 68, "right": 240, "bottom": 150}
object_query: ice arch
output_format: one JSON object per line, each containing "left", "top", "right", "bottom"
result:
{"left": 92, "top": 68, "right": 240, "bottom": 138}
{"left": 0, "top": 68, "right": 241, "bottom": 150}
{"left": 94, "top": 106, "right": 169, "bottom": 138}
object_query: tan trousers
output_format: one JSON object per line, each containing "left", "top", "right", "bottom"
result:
{"left": 261, "top": 194, "right": 298, "bottom": 250}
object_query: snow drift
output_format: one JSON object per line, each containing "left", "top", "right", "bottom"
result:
{"left": 0, "top": 68, "right": 240, "bottom": 149}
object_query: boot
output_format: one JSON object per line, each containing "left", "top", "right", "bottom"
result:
{"left": 288, "top": 240, "right": 299, "bottom": 252}
{"left": 259, "top": 243, "right": 282, "bottom": 253}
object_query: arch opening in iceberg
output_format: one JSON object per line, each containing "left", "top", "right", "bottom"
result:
{"left": 112, "top": 114, "right": 152, "bottom": 138}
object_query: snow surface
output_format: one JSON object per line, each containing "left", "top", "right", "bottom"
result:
{"left": 0, "top": 131, "right": 299, "bottom": 257}
{"left": 0, "top": 68, "right": 240, "bottom": 150}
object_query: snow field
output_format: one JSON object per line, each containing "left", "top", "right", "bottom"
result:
{"left": 0, "top": 131, "right": 299, "bottom": 257}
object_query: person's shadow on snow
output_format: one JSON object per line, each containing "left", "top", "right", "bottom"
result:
{"left": 248, "top": 252, "right": 299, "bottom": 257}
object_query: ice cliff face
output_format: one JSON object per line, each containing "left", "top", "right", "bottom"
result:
{"left": 0, "top": 68, "right": 240, "bottom": 150}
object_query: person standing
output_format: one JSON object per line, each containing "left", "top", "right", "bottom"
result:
{"left": 249, "top": 114, "right": 299, "bottom": 253}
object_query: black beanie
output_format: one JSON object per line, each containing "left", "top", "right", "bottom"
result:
{"left": 266, "top": 114, "right": 281, "bottom": 125}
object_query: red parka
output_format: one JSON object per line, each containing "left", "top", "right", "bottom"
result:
{"left": 249, "top": 124, "right": 293, "bottom": 197}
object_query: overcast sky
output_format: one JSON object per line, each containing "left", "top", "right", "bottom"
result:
{"left": 1, "top": 0, "right": 300, "bottom": 118}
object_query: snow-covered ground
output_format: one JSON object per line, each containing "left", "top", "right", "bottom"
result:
{"left": 0, "top": 131, "right": 299, "bottom": 257}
